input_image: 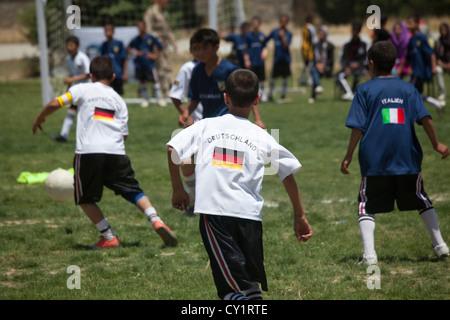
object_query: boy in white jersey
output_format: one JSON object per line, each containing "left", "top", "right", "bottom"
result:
{"left": 167, "top": 69, "right": 313, "bottom": 300}
{"left": 33, "top": 57, "right": 177, "bottom": 249}
{"left": 169, "top": 34, "right": 203, "bottom": 127}
{"left": 52, "top": 36, "right": 90, "bottom": 143}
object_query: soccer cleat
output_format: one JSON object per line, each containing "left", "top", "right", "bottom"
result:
{"left": 50, "top": 134, "right": 67, "bottom": 143}
{"left": 314, "top": 86, "right": 324, "bottom": 94}
{"left": 153, "top": 221, "right": 178, "bottom": 247}
{"left": 358, "top": 254, "right": 378, "bottom": 266}
{"left": 308, "top": 98, "right": 315, "bottom": 104}
{"left": 157, "top": 98, "right": 168, "bottom": 107}
{"left": 341, "top": 92, "right": 354, "bottom": 101}
{"left": 90, "top": 235, "right": 120, "bottom": 249}
{"left": 433, "top": 243, "right": 449, "bottom": 258}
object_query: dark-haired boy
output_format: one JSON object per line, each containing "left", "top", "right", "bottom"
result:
{"left": 167, "top": 69, "right": 312, "bottom": 300}
{"left": 51, "top": 35, "right": 90, "bottom": 142}
{"left": 101, "top": 24, "right": 128, "bottom": 95}
{"left": 335, "top": 22, "right": 368, "bottom": 101}
{"left": 341, "top": 41, "right": 449, "bottom": 265}
{"left": 32, "top": 56, "right": 177, "bottom": 249}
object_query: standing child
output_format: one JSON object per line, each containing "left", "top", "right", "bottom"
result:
{"left": 309, "top": 25, "right": 334, "bottom": 104}
{"left": 223, "top": 22, "right": 250, "bottom": 69}
{"left": 300, "top": 14, "right": 316, "bottom": 87}
{"left": 51, "top": 36, "right": 90, "bottom": 143}
{"left": 101, "top": 24, "right": 128, "bottom": 95}
{"left": 266, "top": 14, "right": 293, "bottom": 103}
{"left": 335, "top": 22, "right": 368, "bottom": 101}
{"left": 435, "top": 23, "right": 450, "bottom": 103}
{"left": 341, "top": 41, "right": 449, "bottom": 265}
{"left": 169, "top": 34, "right": 203, "bottom": 128}
{"left": 399, "top": 15, "right": 445, "bottom": 116}
{"left": 128, "top": 20, "right": 165, "bottom": 107}
{"left": 167, "top": 69, "right": 313, "bottom": 300}
{"left": 179, "top": 28, "right": 265, "bottom": 215}
{"left": 32, "top": 57, "right": 177, "bottom": 249}
{"left": 245, "top": 16, "right": 269, "bottom": 102}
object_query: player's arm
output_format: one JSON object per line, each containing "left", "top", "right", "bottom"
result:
{"left": 167, "top": 146, "right": 190, "bottom": 211}
{"left": 32, "top": 99, "right": 63, "bottom": 134}
{"left": 64, "top": 73, "right": 89, "bottom": 85}
{"left": 341, "top": 128, "right": 363, "bottom": 174}
{"left": 251, "top": 100, "right": 265, "bottom": 129}
{"left": 420, "top": 116, "right": 449, "bottom": 159}
{"left": 282, "top": 174, "right": 313, "bottom": 242}
{"left": 171, "top": 98, "right": 188, "bottom": 127}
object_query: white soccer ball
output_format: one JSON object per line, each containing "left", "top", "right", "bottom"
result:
{"left": 44, "top": 169, "right": 74, "bottom": 201}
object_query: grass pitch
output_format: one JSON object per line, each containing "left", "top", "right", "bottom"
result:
{"left": 0, "top": 77, "right": 448, "bottom": 300}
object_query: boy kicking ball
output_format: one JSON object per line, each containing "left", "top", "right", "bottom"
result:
{"left": 341, "top": 41, "right": 449, "bottom": 265}
{"left": 167, "top": 69, "right": 312, "bottom": 300}
{"left": 32, "top": 56, "right": 177, "bottom": 249}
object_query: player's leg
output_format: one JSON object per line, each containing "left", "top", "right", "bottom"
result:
{"left": 105, "top": 155, "right": 177, "bottom": 246}
{"left": 52, "top": 105, "right": 77, "bottom": 142}
{"left": 150, "top": 66, "right": 166, "bottom": 107}
{"left": 396, "top": 173, "right": 448, "bottom": 257}
{"left": 357, "top": 176, "right": 395, "bottom": 265}
{"left": 74, "top": 154, "right": 119, "bottom": 248}
{"left": 200, "top": 214, "right": 264, "bottom": 300}
{"left": 336, "top": 69, "right": 353, "bottom": 100}
{"left": 181, "top": 158, "right": 196, "bottom": 216}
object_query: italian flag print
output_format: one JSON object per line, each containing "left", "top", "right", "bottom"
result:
{"left": 382, "top": 108, "right": 405, "bottom": 124}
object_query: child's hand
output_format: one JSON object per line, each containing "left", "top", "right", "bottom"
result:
{"left": 32, "top": 116, "right": 45, "bottom": 134}
{"left": 294, "top": 216, "right": 313, "bottom": 242}
{"left": 340, "top": 156, "right": 352, "bottom": 174}
{"left": 171, "top": 188, "right": 190, "bottom": 212}
{"left": 435, "top": 142, "right": 450, "bottom": 159}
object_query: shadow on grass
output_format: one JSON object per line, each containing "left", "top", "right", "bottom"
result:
{"left": 71, "top": 241, "right": 142, "bottom": 250}
{"left": 337, "top": 254, "right": 443, "bottom": 265}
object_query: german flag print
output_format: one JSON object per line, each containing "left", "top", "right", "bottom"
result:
{"left": 94, "top": 107, "right": 115, "bottom": 122}
{"left": 212, "top": 147, "right": 244, "bottom": 171}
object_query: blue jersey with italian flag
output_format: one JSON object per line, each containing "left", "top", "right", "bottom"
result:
{"left": 345, "top": 77, "right": 431, "bottom": 176}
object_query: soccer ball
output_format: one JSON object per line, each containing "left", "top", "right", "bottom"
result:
{"left": 44, "top": 169, "right": 74, "bottom": 201}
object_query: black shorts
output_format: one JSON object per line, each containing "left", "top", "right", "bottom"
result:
{"left": 73, "top": 153, "right": 143, "bottom": 205}
{"left": 111, "top": 78, "right": 124, "bottom": 95}
{"left": 358, "top": 174, "right": 433, "bottom": 215}
{"left": 271, "top": 61, "right": 291, "bottom": 78}
{"left": 251, "top": 65, "right": 266, "bottom": 81}
{"left": 199, "top": 214, "right": 268, "bottom": 299}
{"left": 411, "top": 76, "right": 425, "bottom": 94}
{"left": 135, "top": 67, "right": 159, "bottom": 83}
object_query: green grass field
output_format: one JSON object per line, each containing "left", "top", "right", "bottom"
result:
{"left": 0, "top": 76, "right": 448, "bottom": 300}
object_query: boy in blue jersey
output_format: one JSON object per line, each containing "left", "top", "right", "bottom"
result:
{"left": 399, "top": 15, "right": 445, "bottom": 116}
{"left": 101, "top": 24, "right": 128, "bottom": 95}
{"left": 223, "top": 22, "right": 250, "bottom": 69}
{"left": 265, "top": 14, "right": 293, "bottom": 103}
{"left": 341, "top": 41, "right": 449, "bottom": 265}
{"left": 245, "top": 16, "right": 268, "bottom": 102}
{"left": 127, "top": 20, "right": 163, "bottom": 106}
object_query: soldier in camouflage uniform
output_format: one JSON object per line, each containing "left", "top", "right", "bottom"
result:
{"left": 144, "top": 0, "right": 177, "bottom": 99}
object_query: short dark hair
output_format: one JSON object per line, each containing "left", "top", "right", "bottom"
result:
{"left": 367, "top": 41, "right": 397, "bottom": 75}
{"left": 408, "top": 13, "right": 420, "bottom": 24}
{"left": 65, "top": 35, "right": 80, "bottom": 46}
{"left": 226, "top": 69, "right": 259, "bottom": 108}
{"left": 90, "top": 56, "right": 114, "bottom": 81}
{"left": 191, "top": 28, "right": 220, "bottom": 46}
{"left": 352, "top": 21, "right": 362, "bottom": 33}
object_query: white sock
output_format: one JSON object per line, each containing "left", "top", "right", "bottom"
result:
{"left": 95, "top": 219, "right": 115, "bottom": 240}
{"left": 424, "top": 96, "right": 443, "bottom": 109}
{"left": 144, "top": 207, "right": 162, "bottom": 225}
{"left": 420, "top": 208, "right": 445, "bottom": 247}
{"left": 60, "top": 111, "right": 75, "bottom": 139}
{"left": 359, "top": 214, "right": 376, "bottom": 257}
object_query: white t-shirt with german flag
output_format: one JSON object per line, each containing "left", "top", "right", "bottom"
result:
{"left": 167, "top": 114, "right": 302, "bottom": 221}
{"left": 57, "top": 82, "right": 128, "bottom": 155}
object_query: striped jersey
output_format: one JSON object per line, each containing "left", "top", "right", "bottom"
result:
{"left": 345, "top": 77, "right": 431, "bottom": 176}
{"left": 57, "top": 82, "right": 129, "bottom": 155}
{"left": 167, "top": 114, "right": 301, "bottom": 221}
